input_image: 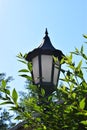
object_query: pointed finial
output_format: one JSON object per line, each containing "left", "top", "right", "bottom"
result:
{"left": 45, "top": 28, "right": 48, "bottom": 36}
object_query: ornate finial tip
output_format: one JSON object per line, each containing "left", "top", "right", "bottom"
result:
{"left": 45, "top": 28, "right": 48, "bottom": 36}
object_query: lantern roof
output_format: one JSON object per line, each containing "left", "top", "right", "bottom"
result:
{"left": 38, "top": 28, "right": 55, "bottom": 50}
{"left": 26, "top": 29, "right": 64, "bottom": 61}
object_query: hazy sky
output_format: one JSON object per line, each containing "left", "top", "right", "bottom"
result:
{"left": 0, "top": 0, "right": 87, "bottom": 91}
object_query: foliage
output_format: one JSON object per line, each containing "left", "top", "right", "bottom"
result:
{"left": 0, "top": 73, "right": 15, "bottom": 130}
{"left": 0, "top": 109, "right": 15, "bottom": 130}
{"left": 0, "top": 35, "right": 87, "bottom": 130}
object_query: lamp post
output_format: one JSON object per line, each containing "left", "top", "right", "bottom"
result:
{"left": 26, "top": 29, "right": 64, "bottom": 96}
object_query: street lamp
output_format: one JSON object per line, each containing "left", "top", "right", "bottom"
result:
{"left": 26, "top": 29, "right": 64, "bottom": 96}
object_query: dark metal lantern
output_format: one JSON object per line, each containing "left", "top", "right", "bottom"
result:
{"left": 26, "top": 29, "right": 64, "bottom": 95}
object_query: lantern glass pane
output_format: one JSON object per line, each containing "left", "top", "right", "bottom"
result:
{"left": 53, "top": 61, "right": 60, "bottom": 85}
{"left": 41, "top": 55, "right": 52, "bottom": 82}
{"left": 32, "top": 56, "right": 39, "bottom": 84}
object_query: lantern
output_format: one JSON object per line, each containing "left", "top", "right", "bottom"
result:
{"left": 26, "top": 29, "right": 64, "bottom": 96}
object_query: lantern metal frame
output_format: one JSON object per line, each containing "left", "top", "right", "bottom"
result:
{"left": 26, "top": 29, "right": 64, "bottom": 96}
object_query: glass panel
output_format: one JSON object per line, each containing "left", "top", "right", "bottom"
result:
{"left": 32, "top": 56, "right": 39, "bottom": 84}
{"left": 53, "top": 61, "right": 60, "bottom": 85}
{"left": 41, "top": 55, "right": 52, "bottom": 82}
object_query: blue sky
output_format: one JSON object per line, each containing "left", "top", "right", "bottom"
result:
{"left": 0, "top": 0, "right": 87, "bottom": 91}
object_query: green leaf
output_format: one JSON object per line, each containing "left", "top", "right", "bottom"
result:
{"left": 0, "top": 87, "right": 10, "bottom": 96}
{"left": 19, "top": 74, "right": 32, "bottom": 81}
{"left": 65, "top": 55, "right": 72, "bottom": 64}
{"left": 69, "top": 53, "right": 72, "bottom": 60}
{"left": 82, "top": 81, "right": 87, "bottom": 88}
{"left": 29, "top": 84, "right": 38, "bottom": 92}
{"left": 17, "top": 52, "right": 23, "bottom": 58}
{"left": 5, "top": 94, "right": 11, "bottom": 100}
{"left": 60, "top": 57, "right": 65, "bottom": 64}
{"left": 69, "top": 64, "right": 75, "bottom": 70}
{"left": 5, "top": 89, "right": 10, "bottom": 95}
{"left": 75, "top": 47, "right": 79, "bottom": 53}
{"left": 53, "top": 56, "right": 58, "bottom": 63}
{"left": 82, "top": 53, "right": 87, "bottom": 60}
{"left": 41, "top": 88, "right": 45, "bottom": 96}
{"left": 80, "top": 45, "right": 84, "bottom": 54}
{"left": 28, "top": 62, "right": 32, "bottom": 72}
{"left": 71, "top": 51, "right": 79, "bottom": 55}
{"left": 70, "top": 84, "right": 74, "bottom": 92}
{"left": 18, "top": 69, "right": 29, "bottom": 72}
{"left": 77, "top": 60, "right": 82, "bottom": 69}
{"left": 12, "top": 88, "right": 18, "bottom": 104}
{"left": 72, "top": 93, "right": 76, "bottom": 99}
{"left": 60, "top": 86, "right": 68, "bottom": 95}
{"left": 83, "top": 34, "right": 87, "bottom": 39}
{"left": 17, "top": 59, "right": 27, "bottom": 64}
{"left": 10, "top": 106, "right": 20, "bottom": 111}
{"left": 80, "top": 120, "right": 87, "bottom": 126}
{"left": 0, "top": 101, "right": 14, "bottom": 105}
{"left": 79, "top": 98, "right": 85, "bottom": 110}
{"left": 1, "top": 80, "right": 6, "bottom": 88}
{"left": 15, "top": 115, "right": 22, "bottom": 120}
